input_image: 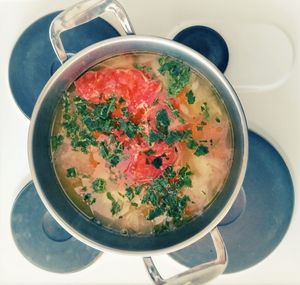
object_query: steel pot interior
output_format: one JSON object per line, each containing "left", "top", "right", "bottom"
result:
{"left": 28, "top": 36, "right": 248, "bottom": 255}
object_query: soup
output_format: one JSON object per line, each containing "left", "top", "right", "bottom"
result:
{"left": 51, "top": 53, "right": 233, "bottom": 234}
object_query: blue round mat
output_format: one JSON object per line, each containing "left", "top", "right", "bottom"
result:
{"left": 174, "top": 26, "right": 229, "bottom": 73}
{"left": 169, "top": 130, "right": 294, "bottom": 273}
{"left": 8, "top": 11, "right": 120, "bottom": 118}
{"left": 11, "top": 182, "right": 101, "bottom": 273}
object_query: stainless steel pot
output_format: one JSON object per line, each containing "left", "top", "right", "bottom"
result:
{"left": 28, "top": 0, "right": 248, "bottom": 283}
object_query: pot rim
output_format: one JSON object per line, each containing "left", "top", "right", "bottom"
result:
{"left": 28, "top": 35, "right": 248, "bottom": 255}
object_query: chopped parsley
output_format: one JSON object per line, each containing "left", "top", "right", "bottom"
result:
{"left": 155, "top": 109, "right": 170, "bottom": 135}
{"left": 165, "top": 130, "right": 192, "bottom": 145}
{"left": 51, "top": 134, "right": 64, "bottom": 150}
{"left": 147, "top": 207, "right": 164, "bottom": 220}
{"left": 92, "top": 178, "right": 106, "bottom": 193}
{"left": 106, "top": 192, "right": 122, "bottom": 215}
{"left": 99, "top": 141, "right": 109, "bottom": 158}
{"left": 99, "top": 140, "right": 124, "bottom": 167}
{"left": 83, "top": 193, "right": 96, "bottom": 205}
{"left": 186, "top": 139, "right": 210, "bottom": 157}
{"left": 62, "top": 91, "right": 70, "bottom": 113}
{"left": 201, "top": 102, "right": 209, "bottom": 119}
{"left": 134, "top": 185, "right": 143, "bottom": 195}
{"left": 74, "top": 96, "right": 88, "bottom": 115}
{"left": 158, "top": 56, "right": 191, "bottom": 96}
{"left": 178, "top": 165, "right": 193, "bottom": 188}
{"left": 133, "top": 63, "right": 152, "bottom": 73}
{"left": 125, "top": 186, "right": 135, "bottom": 201}
{"left": 216, "top": 117, "right": 221, "bottom": 123}
{"left": 186, "top": 139, "right": 198, "bottom": 149}
{"left": 121, "top": 106, "right": 129, "bottom": 118}
{"left": 119, "top": 119, "right": 138, "bottom": 138}
{"left": 194, "top": 144, "right": 209, "bottom": 156}
{"left": 141, "top": 165, "right": 193, "bottom": 225}
{"left": 144, "top": 149, "right": 156, "bottom": 156}
{"left": 185, "top": 90, "right": 195, "bottom": 104}
{"left": 119, "top": 97, "right": 126, "bottom": 104}
{"left": 164, "top": 165, "right": 176, "bottom": 178}
{"left": 149, "top": 130, "right": 163, "bottom": 144}
{"left": 66, "top": 167, "right": 77, "bottom": 178}
{"left": 93, "top": 96, "right": 116, "bottom": 119}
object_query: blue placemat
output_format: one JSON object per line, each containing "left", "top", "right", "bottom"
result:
{"left": 174, "top": 25, "right": 229, "bottom": 73}
{"left": 11, "top": 181, "right": 101, "bottom": 273}
{"left": 9, "top": 11, "right": 120, "bottom": 118}
{"left": 169, "top": 130, "right": 294, "bottom": 273}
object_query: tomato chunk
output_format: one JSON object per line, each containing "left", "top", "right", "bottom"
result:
{"left": 115, "top": 138, "right": 179, "bottom": 183}
{"left": 75, "top": 68, "right": 161, "bottom": 112}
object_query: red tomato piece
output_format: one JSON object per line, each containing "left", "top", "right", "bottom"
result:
{"left": 117, "top": 139, "right": 179, "bottom": 183}
{"left": 74, "top": 68, "right": 161, "bottom": 112}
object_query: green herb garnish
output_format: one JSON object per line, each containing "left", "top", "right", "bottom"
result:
{"left": 93, "top": 96, "right": 116, "bottom": 120}
{"left": 186, "top": 139, "right": 198, "bottom": 149}
{"left": 99, "top": 141, "right": 109, "bottom": 158}
{"left": 141, "top": 165, "right": 193, "bottom": 224}
{"left": 178, "top": 165, "right": 193, "bottom": 188}
{"left": 164, "top": 166, "right": 176, "bottom": 178}
{"left": 99, "top": 140, "right": 124, "bottom": 167}
{"left": 66, "top": 167, "right": 77, "bottom": 178}
{"left": 62, "top": 91, "right": 70, "bottom": 113}
{"left": 144, "top": 149, "right": 156, "bottom": 156}
{"left": 133, "top": 63, "right": 152, "bottom": 73}
{"left": 92, "top": 178, "right": 106, "bottom": 193}
{"left": 216, "top": 117, "right": 221, "bottom": 123}
{"left": 149, "top": 130, "right": 163, "bottom": 144}
{"left": 147, "top": 207, "right": 164, "bottom": 220}
{"left": 201, "top": 102, "right": 209, "bottom": 119}
{"left": 83, "top": 193, "right": 96, "bottom": 205}
{"left": 185, "top": 90, "right": 195, "bottom": 104}
{"left": 106, "top": 192, "right": 122, "bottom": 215}
{"left": 119, "top": 97, "right": 126, "bottom": 104}
{"left": 156, "top": 109, "right": 170, "bottom": 135}
{"left": 194, "top": 144, "right": 209, "bottom": 156}
{"left": 125, "top": 186, "right": 135, "bottom": 201}
{"left": 158, "top": 56, "right": 191, "bottom": 96}
{"left": 74, "top": 96, "right": 88, "bottom": 115}
{"left": 119, "top": 119, "right": 138, "bottom": 138}
{"left": 51, "top": 134, "right": 64, "bottom": 151}
{"left": 165, "top": 130, "right": 192, "bottom": 145}
{"left": 134, "top": 185, "right": 143, "bottom": 195}
{"left": 121, "top": 107, "right": 129, "bottom": 118}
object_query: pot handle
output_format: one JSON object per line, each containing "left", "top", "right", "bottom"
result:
{"left": 49, "top": 0, "right": 135, "bottom": 64}
{"left": 143, "top": 227, "right": 227, "bottom": 285}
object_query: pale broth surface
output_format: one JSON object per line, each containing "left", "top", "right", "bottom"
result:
{"left": 51, "top": 53, "right": 233, "bottom": 234}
